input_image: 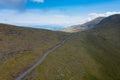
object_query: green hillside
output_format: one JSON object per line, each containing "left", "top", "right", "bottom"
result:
{"left": 24, "top": 14, "right": 120, "bottom": 80}
{"left": 0, "top": 24, "right": 69, "bottom": 80}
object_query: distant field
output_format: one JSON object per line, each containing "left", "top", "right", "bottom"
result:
{"left": 24, "top": 19, "right": 120, "bottom": 80}
{"left": 0, "top": 24, "right": 69, "bottom": 80}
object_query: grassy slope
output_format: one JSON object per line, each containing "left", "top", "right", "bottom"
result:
{"left": 0, "top": 24, "right": 69, "bottom": 80}
{"left": 24, "top": 16, "right": 120, "bottom": 80}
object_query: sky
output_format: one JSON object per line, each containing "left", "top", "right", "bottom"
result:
{"left": 0, "top": 0, "right": 120, "bottom": 29}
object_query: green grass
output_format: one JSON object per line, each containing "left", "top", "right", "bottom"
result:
{"left": 24, "top": 20, "right": 120, "bottom": 80}
{"left": 1, "top": 15, "right": 120, "bottom": 80}
{"left": 0, "top": 24, "right": 69, "bottom": 80}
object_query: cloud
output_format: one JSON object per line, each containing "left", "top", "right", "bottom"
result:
{"left": 0, "top": 9, "right": 86, "bottom": 28}
{"left": 0, "top": 0, "right": 44, "bottom": 10}
{"left": 0, "top": 0, "right": 27, "bottom": 9}
{"left": 1, "top": 10, "right": 119, "bottom": 29}
{"left": 32, "top": 0, "right": 44, "bottom": 3}
{"left": 89, "top": 11, "right": 120, "bottom": 20}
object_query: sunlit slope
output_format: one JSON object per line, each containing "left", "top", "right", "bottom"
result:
{"left": 24, "top": 14, "right": 120, "bottom": 80}
{"left": 0, "top": 23, "right": 69, "bottom": 80}
{"left": 64, "top": 17, "right": 104, "bottom": 32}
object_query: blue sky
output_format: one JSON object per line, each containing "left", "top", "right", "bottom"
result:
{"left": 0, "top": 0, "right": 120, "bottom": 29}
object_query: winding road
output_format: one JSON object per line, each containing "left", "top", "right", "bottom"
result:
{"left": 15, "top": 32, "right": 77, "bottom": 80}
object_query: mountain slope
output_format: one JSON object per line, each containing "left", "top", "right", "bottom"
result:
{"left": 64, "top": 17, "right": 104, "bottom": 32}
{"left": 83, "top": 17, "right": 105, "bottom": 28}
{"left": 24, "top": 14, "right": 120, "bottom": 80}
{"left": 0, "top": 24, "right": 69, "bottom": 80}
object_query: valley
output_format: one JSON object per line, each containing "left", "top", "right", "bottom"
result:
{"left": 0, "top": 14, "right": 120, "bottom": 80}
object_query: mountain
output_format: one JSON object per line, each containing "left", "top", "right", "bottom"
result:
{"left": 23, "top": 14, "right": 120, "bottom": 80}
{"left": 64, "top": 17, "right": 104, "bottom": 32}
{"left": 0, "top": 23, "right": 69, "bottom": 80}
{"left": 83, "top": 17, "right": 105, "bottom": 28}
{"left": 97, "top": 14, "right": 120, "bottom": 26}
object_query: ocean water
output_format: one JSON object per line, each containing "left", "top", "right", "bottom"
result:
{"left": 30, "top": 25, "right": 66, "bottom": 31}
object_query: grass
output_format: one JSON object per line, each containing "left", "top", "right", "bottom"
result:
{"left": 0, "top": 24, "right": 69, "bottom": 80}
{"left": 24, "top": 19, "right": 120, "bottom": 80}
{"left": 1, "top": 15, "right": 120, "bottom": 80}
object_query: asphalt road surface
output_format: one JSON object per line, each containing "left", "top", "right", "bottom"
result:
{"left": 15, "top": 32, "right": 77, "bottom": 80}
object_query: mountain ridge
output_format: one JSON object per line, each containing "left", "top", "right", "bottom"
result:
{"left": 0, "top": 14, "right": 120, "bottom": 80}
{"left": 64, "top": 17, "right": 105, "bottom": 32}
{"left": 23, "top": 14, "right": 120, "bottom": 80}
